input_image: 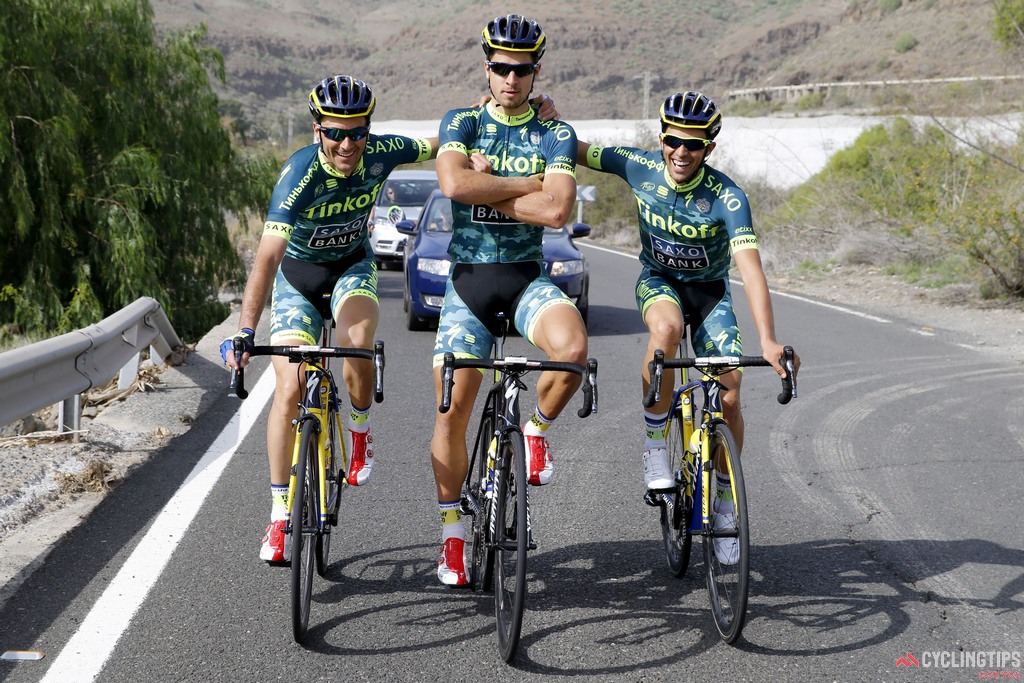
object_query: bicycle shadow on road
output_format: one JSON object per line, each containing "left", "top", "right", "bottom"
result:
{"left": 739, "top": 537, "right": 1024, "bottom": 656}
{"left": 226, "top": 532, "right": 1024, "bottom": 672}
{"left": 291, "top": 538, "right": 720, "bottom": 672}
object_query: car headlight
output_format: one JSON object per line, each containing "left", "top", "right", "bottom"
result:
{"left": 418, "top": 258, "right": 451, "bottom": 276}
{"left": 549, "top": 259, "right": 583, "bottom": 277}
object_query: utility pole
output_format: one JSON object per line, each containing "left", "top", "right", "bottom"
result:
{"left": 635, "top": 70, "right": 654, "bottom": 119}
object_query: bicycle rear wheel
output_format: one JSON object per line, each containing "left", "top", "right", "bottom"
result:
{"left": 661, "top": 409, "right": 694, "bottom": 577}
{"left": 702, "top": 423, "right": 749, "bottom": 643}
{"left": 291, "top": 425, "right": 319, "bottom": 643}
{"left": 467, "top": 408, "right": 496, "bottom": 592}
{"left": 493, "top": 431, "right": 528, "bottom": 662}
{"left": 316, "top": 407, "right": 343, "bottom": 577}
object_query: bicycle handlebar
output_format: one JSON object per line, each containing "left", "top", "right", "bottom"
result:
{"left": 228, "top": 340, "right": 386, "bottom": 402}
{"left": 643, "top": 346, "right": 798, "bottom": 407}
{"left": 438, "top": 353, "right": 598, "bottom": 418}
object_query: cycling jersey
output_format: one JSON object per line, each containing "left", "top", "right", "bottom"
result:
{"left": 264, "top": 135, "right": 433, "bottom": 262}
{"left": 437, "top": 103, "right": 577, "bottom": 263}
{"left": 582, "top": 145, "right": 758, "bottom": 282}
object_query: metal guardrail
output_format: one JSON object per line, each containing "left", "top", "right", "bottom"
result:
{"left": 726, "top": 74, "right": 1024, "bottom": 102}
{"left": 0, "top": 297, "right": 182, "bottom": 434}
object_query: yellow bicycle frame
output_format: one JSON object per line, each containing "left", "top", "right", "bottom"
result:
{"left": 287, "top": 362, "right": 348, "bottom": 528}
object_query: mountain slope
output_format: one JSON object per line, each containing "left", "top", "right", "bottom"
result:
{"left": 151, "top": 0, "right": 1018, "bottom": 139}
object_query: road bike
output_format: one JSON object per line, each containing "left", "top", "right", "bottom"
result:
{"left": 439, "top": 316, "right": 598, "bottom": 662}
{"left": 230, "top": 326, "right": 385, "bottom": 643}
{"left": 643, "top": 337, "right": 796, "bottom": 643}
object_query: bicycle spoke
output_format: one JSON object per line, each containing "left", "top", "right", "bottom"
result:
{"left": 702, "top": 424, "right": 749, "bottom": 643}
{"left": 662, "top": 408, "right": 694, "bottom": 576}
{"left": 316, "top": 406, "right": 343, "bottom": 577}
{"left": 467, "top": 408, "right": 496, "bottom": 593}
{"left": 494, "top": 433, "right": 528, "bottom": 662}
{"left": 291, "top": 427, "right": 318, "bottom": 643}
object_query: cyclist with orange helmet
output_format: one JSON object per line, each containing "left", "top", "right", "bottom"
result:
{"left": 577, "top": 91, "right": 799, "bottom": 564}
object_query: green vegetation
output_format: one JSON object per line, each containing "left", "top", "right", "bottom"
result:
{"left": 575, "top": 127, "right": 661, "bottom": 244}
{"left": 796, "top": 92, "right": 826, "bottom": 111}
{"left": 993, "top": 0, "right": 1024, "bottom": 49}
{"left": 761, "top": 118, "right": 1024, "bottom": 299}
{"left": 724, "top": 98, "right": 781, "bottom": 117}
{"left": 879, "top": 0, "right": 902, "bottom": 14}
{"left": 894, "top": 33, "right": 918, "bottom": 53}
{"left": 0, "top": 0, "right": 278, "bottom": 344}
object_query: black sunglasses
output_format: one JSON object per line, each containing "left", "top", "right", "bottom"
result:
{"left": 486, "top": 61, "right": 538, "bottom": 78}
{"left": 316, "top": 124, "right": 370, "bottom": 142}
{"left": 660, "top": 134, "right": 713, "bottom": 151}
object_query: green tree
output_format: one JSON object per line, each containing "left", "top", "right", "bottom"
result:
{"left": 0, "top": 0, "right": 276, "bottom": 342}
{"left": 993, "top": 0, "right": 1024, "bottom": 49}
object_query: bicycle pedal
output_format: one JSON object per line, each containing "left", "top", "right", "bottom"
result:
{"left": 644, "top": 489, "right": 672, "bottom": 506}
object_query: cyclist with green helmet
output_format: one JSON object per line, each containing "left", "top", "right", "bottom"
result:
{"left": 577, "top": 91, "right": 799, "bottom": 564}
{"left": 431, "top": 14, "right": 587, "bottom": 586}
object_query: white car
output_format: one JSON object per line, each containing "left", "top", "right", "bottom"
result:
{"left": 369, "top": 170, "right": 439, "bottom": 270}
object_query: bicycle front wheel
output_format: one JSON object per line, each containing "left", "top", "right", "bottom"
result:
{"left": 662, "top": 409, "right": 694, "bottom": 577}
{"left": 316, "top": 407, "right": 343, "bottom": 577}
{"left": 493, "top": 431, "right": 528, "bottom": 662}
{"left": 291, "top": 425, "right": 319, "bottom": 643}
{"left": 702, "top": 423, "right": 749, "bottom": 643}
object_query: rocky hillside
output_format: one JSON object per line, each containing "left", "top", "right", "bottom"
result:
{"left": 151, "top": 0, "right": 1019, "bottom": 140}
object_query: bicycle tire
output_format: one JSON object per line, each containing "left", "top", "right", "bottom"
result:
{"left": 661, "top": 409, "right": 694, "bottom": 577}
{"left": 702, "top": 423, "right": 749, "bottom": 643}
{"left": 468, "top": 407, "right": 496, "bottom": 592}
{"left": 494, "top": 430, "right": 528, "bottom": 662}
{"left": 316, "top": 406, "right": 343, "bottom": 577}
{"left": 291, "top": 425, "right": 318, "bottom": 643}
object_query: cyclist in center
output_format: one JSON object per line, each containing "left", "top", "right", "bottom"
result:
{"left": 576, "top": 90, "right": 800, "bottom": 564}
{"left": 430, "top": 14, "right": 587, "bottom": 586}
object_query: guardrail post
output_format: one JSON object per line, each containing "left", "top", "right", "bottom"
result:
{"left": 58, "top": 394, "right": 82, "bottom": 441}
{"left": 118, "top": 352, "right": 142, "bottom": 390}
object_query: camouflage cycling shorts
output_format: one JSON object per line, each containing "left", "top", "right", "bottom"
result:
{"left": 635, "top": 267, "right": 743, "bottom": 357}
{"left": 270, "top": 252, "right": 378, "bottom": 345}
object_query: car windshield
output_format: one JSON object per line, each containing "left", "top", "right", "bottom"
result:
{"left": 423, "top": 200, "right": 453, "bottom": 233}
{"left": 380, "top": 179, "right": 439, "bottom": 206}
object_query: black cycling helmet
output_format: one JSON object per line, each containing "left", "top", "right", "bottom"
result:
{"left": 660, "top": 91, "right": 722, "bottom": 139}
{"left": 308, "top": 75, "right": 376, "bottom": 121}
{"left": 481, "top": 14, "right": 546, "bottom": 60}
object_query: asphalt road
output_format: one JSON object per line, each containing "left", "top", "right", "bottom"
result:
{"left": 2, "top": 242, "right": 1022, "bottom": 682}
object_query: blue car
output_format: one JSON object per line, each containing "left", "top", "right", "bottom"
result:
{"left": 398, "top": 189, "right": 591, "bottom": 331}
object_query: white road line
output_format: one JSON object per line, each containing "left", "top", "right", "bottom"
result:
{"left": 579, "top": 241, "right": 639, "bottom": 259}
{"left": 578, "top": 242, "right": 893, "bottom": 323}
{"left": 40, "top": 368, "right": 276, "bottom": 683}
{"left": 770, "top": 289, "right": 892, "bottom": 323}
